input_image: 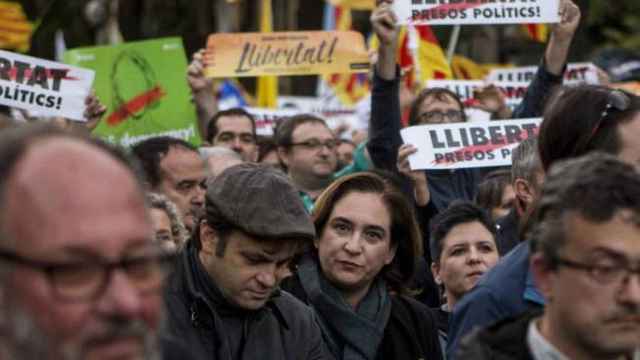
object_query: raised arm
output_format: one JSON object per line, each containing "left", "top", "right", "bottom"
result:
{"left": 512, "top": 0, "right": 580, "bottom": 119}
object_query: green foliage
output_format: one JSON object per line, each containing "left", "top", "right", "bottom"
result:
{"left": 586, "top": 0, "right": 640, "bottom": 51}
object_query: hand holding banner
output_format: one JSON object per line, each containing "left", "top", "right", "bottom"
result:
{"left": 204, "top": 31, "right": 370, "bottom": 78}
{"left": 393, "top": 0, "right": 560, "bottom": 26}
{"left": 401, "top": 118, "right": 541, "bottom": 170}
{"left": 0, "top": 50, "right": 95, "bottom": 121}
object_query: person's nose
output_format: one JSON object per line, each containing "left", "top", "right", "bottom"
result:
{"left": 95, "top": 269, "right": 144, "bottom": 319}
{"left": 618, "top": 272, "right": 640, "bottom": 307}
{"left": 343, "top": 233, "right": 363, "bottom": 255}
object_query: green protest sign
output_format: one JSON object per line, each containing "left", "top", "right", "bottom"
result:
{"left": 63, "top": 37, "right": 201, "bottom": 147}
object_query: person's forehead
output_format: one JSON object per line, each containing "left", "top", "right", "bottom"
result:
{"left": 160, "top": 147, "right": 205, "bottom": 179}
{"left": 291, "top": 121, "right": 334, "bottom": 141}
{"left": 4, "top": 138, "right": 152, "bottom": 257}
{"left": 216, "top": 115, "right": 253, "bottom": 134}
{"left": 229, "top": 230, "right": 298, "bottom": 258}
{"left": 564, "top": 210, "right": 640, "bottom": 259}
{"left": 149, "top": 208, "right": 172, "bottom": 229}
{"left": 420, "top": 93, "right": 462, "bottom": 111}
{"left": 329, "top": 192, "right": 391, "bottom": 230}
{"left": 442, "top": 221, "right": 495, "bottom": 249}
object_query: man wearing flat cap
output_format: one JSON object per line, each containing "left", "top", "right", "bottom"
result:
{"left": 163, "top": 163, "right": 328, "bottom": 359}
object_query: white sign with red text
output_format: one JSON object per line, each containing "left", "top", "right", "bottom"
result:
{"left": 0, "top": 50, "right": 95, "bottom": 121}
{"left": 401, "top": 118, "right": 542, "bottom": 170}
{"left": 393, "top": 0, "right": 560, "bottom": 26}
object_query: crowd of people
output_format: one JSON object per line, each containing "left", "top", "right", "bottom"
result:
{"left": 0, "top": 0, "right": 639, "bottom": 359}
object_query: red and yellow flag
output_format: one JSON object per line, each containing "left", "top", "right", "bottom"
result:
{"left": 256, "top": 0, "right": 278, "bottom": 108}
{"left": 0, "top": 1, "right": 33, "bottom": 52}
{"left": 326, "top": 0, "right": 375, "bottom": 10}
{"left": 413, "top": 25, "right": 453, "bottom": 83}
{"left": 522, "top": 24, "right": 549, "bottom": 43}
{"left": 322, "top": 5, "right": 370, "bottom": 106}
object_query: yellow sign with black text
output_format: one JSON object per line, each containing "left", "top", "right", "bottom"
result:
{"left": 204, "top": 31, "right": 370, "bottom": 78}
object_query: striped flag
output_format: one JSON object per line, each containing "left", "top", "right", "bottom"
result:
{"left": 327, "top": 0, "right": 375, "bottom": 10}
{"left": 320, "top": 4, "right": 371, "bottom": 106}
{"left": 522, "top": 24, "right": 549, "bottom": 43}
{"left": 413, "top": 25, "right": 453, "bottom": 83}
{"left": 0, "top": 1, "right": 34, "bottom": 52}
{"left": 256, "top": 0, "right": 278, "bottom": 108}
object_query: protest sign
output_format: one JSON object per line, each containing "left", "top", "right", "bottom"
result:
{"left": 0, "top": 50, "right": 94, "bottom": 120}
{"left": 426, "top": 79, "right": 529, "bottom": 110}
{"left": 401, "top": 118, "right": 541, "bottom": 170}
{"left": 488, "top": 63, "right": 600, "bottom": 85}
{"left": 393, "top": 0, "right": 560, "bottom": 26}
{"left": 245, "top": 107, "right": 298, "bottom": 136}
{"left": 64, "top": 37, "right": 200, "bottom": 147}
{"left": 204, "top": 31, "right": 370, "bottom": 78}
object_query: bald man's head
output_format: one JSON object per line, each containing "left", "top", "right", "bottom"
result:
{"left": 0, "top": 124, "right": 164, "bottom": 360}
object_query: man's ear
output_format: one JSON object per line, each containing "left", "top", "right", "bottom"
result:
{"left": 276, "top": 146, "right": 290, "bottom": 168}
{"left": 199, "top": 222, "right": 218, "bottom": 256}
{"left": 530, "top": 253, "right": 554, "bottom": 302}
{"left": 514, "top": 178, "right": 535, "bottom": 215}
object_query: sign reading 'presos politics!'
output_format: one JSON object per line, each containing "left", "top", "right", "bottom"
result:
{"left": 0, "top": 50, "right": 95, "bottom": 120}
{"left": 204, "top": 31, "right": 370, "bottom": 78}
{"left": 401, "top": 118, "right": 541, "bottom": 170}
{"left": 393, "top": 0, "right": 560, "bottom": 26}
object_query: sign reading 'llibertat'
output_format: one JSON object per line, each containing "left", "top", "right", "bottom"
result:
{"left": 0, "top": 50, "right": 95, "bottom": 121}
{"left": 393, "top": 0, "right": 560, "bottom": 26}
{"left": 487, "top": 63, "right": 600, "bottom": 85}
{"left": 204, "top": 31, "right": 370, "bottom": 78}
{"left": 401, "top": 118, "right": 541, "bottom": 170}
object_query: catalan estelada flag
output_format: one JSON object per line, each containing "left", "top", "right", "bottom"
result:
{"left": 451, "top": 55, "right": 490, "bottom": 80}
{"left": 321, "top": 4, "right": 370, "bottom": 106}
{"left": 522, "top": 24, "right": 549, "bottom": 43}
{"left": 0, "top": 1, "right": 34, "bottom": 52}
{"left": 256, "top": 0, "right": 278, "bottom": 108}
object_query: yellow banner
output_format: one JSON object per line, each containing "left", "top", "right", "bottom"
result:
{"left": 204, "top": 31, "right": 370, "bottom": 78}
{"left": 327, "top": 0, "right": 375, "bottom": 10}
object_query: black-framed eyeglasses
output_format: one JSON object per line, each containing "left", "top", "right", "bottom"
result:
{"left": 0, "top": 249, "right": 175, "bottom": 302}
{"left": 554, "top": 255, "right": 640, "bottom": 285}
{"left": 289, "top": 139, "right": 338, "bottom": 151}
{"left": 584, "top": 90, "right": 631, "bottom": 148}
{"left": 418, "top": 110, "right": 464, "bottom": 124}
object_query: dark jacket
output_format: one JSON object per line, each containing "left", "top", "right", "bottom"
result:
{"left": 455, "top": 311, "right": 541, "bottom": 360}
{"left": 282, "top": 273, "right": 443, "bottom": 360}
{"left": 163, "top": 244, "right": 328, "bottom": 360}
{"left": 367, "top": 62, "right": 563, "bottom": 212}
{"left": 495, "top": 208, "right": 521, "bottom": 256}
{"left": 446, "top": 241, "right": 544, "bottom": 359}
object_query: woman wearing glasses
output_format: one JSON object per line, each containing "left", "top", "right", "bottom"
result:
{"left": 283, "top": 171, "right": 442, "bottom": 360}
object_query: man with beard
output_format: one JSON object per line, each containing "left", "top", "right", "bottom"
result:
{"left": 457, "top": 153, "right": 640, "bottom": 360}
{"left": 163, "top": 163, "right": 327, "bottom": 359}
{"left": 132, "top": 137, "right": 207, "bottom": 233}
{"left": 0, "top": 124, "right": 171, "bottom": 360}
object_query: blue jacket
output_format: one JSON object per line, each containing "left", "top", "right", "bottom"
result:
{"left": 446, "top": 241, "right": 545, "bottom": 359}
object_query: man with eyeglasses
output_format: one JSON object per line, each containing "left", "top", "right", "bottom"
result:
{"left": 457, "top": 153, "right": 640, "bottom": 360}
{"left": 370, "top": 0, "right": 580, "bottom": 213}
{"left": 0, "top": 124, "right": 175, "bottom": 359}
{"left": 275, "top": 114, "right": 339, "bottom": 212}
{"left": 206, "top": 108, "right": 258, "bottom": 162}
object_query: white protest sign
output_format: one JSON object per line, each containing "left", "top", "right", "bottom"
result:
{"left": 488, "top": 63, "right": 600, "bottom": 85}
{"left": 393, "top": 0, "right": 560, "bottom": 26}
{"left": 426, "top": 79, "right": 529, "bottom": 112}
{"left": 0, "top": 50, "right": 95, "bottom": 121}
{"left": 245, "top": 107, "right": 298, "bottom": 136}
{"left": 401, "top": 118, "right": 541, "bottom": 170}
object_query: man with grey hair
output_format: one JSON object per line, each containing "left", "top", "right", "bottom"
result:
{"left": 199, "top": 146, "right": 243, "bottom": 179}
{"left": 0, "top": 124, "right": 174, "bottom": 359}
{"left": 458, "top": 153, "right": 640, "bottom": 360}
{"left": 495, "top": 137, "right": 543, "bottom": 255}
